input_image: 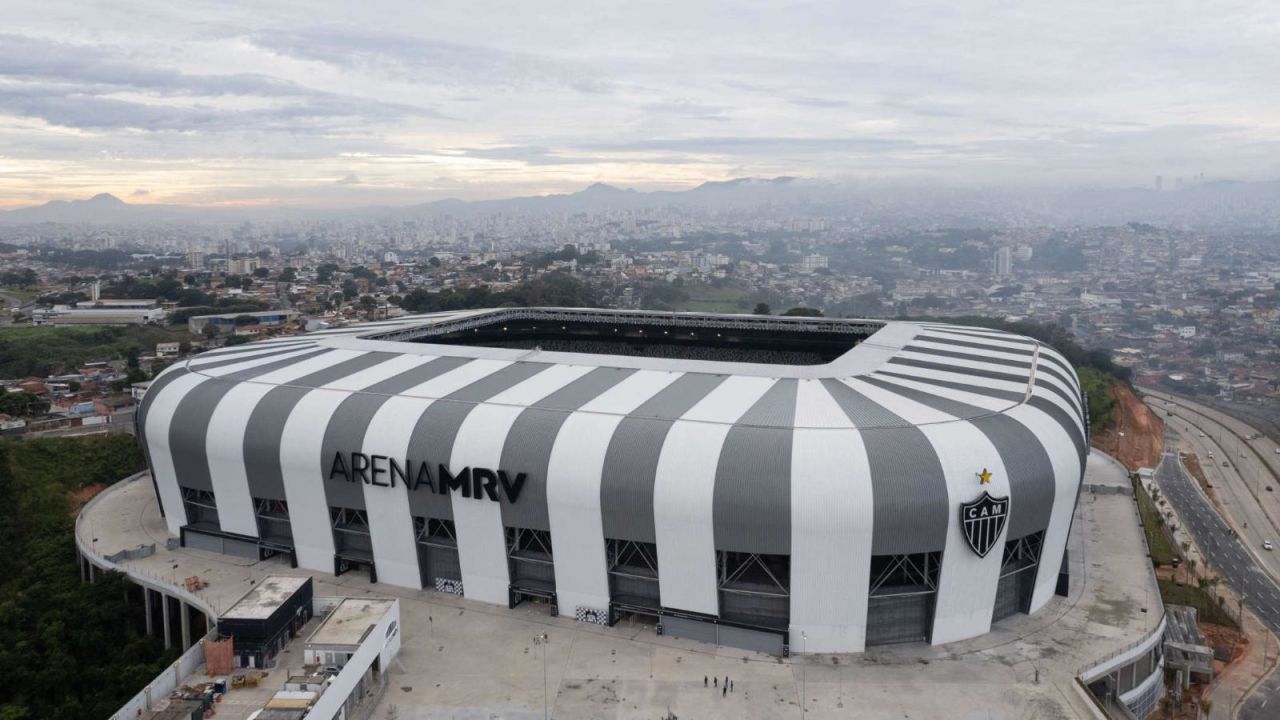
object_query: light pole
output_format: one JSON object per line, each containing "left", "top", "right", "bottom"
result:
{"left": 533, "top": 632, "right": 549, "bottom": 720}
{"left": 800, "top": 631, "right": 807, "bottom": 716}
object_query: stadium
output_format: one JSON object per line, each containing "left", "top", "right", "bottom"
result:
{"left": 137, "top": 307, "right": 1087, "bottom": 655}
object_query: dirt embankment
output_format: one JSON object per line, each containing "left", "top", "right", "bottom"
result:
{"left": 1092, "top": 382, "right": 1165, "bottom": 471}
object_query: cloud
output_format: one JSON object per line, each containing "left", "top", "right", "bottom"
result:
{"left": 0, "top": 34, "right": 304, "bottom": 97}
{"left": 0, "top": 33, "right": 442, "bottom": 134}
{"left": 132, "top": 188, "right": 150, "bottom": 196}
{"left": 247, "top": 28, "right": 616, "bottom": 95}
{"left": 3, "top": 1, "right": 1280, "bottom": 204}
{"left": 580, "top": 136, "right": 921, "bottom": 156}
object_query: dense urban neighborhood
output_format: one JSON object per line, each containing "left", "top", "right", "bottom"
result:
{"left": 2, "top": 187, "right": 1278, "bottom": 440}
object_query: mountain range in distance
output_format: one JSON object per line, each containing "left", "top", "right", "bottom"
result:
{"left": 0, "top": 177, "right": 808, "bottom": 226}
{"left": 2, "top": 175, "right": 1279, "bottom": 227}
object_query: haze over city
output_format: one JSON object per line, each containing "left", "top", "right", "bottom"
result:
{"left": 7, "top": 4, "right": 1280, "bottom": 720}
{"left": 3, "top": 0, "right": 1280, "bottom": 210}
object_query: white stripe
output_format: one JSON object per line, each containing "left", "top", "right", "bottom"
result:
{"left": 360, "top": 395, "right": 435, "bottom": 590}
{"left": 400, "top": 359, "right": 512, "bottom": 399}
{"left": 922, "top": 328, "right": 1032, "bottom": 350}
{"left": 654, "top": 375, "right": 776, "bottom": 615}
{"left": 789, "top": 378, "right": 873, "bottom": 652}
{"left": 356, "top": 358, "right": 519, "bottom": 591}
{"left": 546, "top": 370, "right": 683, "bottom": 620}
{"left": 448, "top": 365, "right": 590, "bottom": 605}
{"left": 844, "top": 377, "right": 1010, "bottom": 645}
{"left": 911, "top": 338, "right": 1036, "bottom": 365}
{"left": 203, "top": 350, "right": 359, "bottom": 538}
{"left": 187, "top": 342, "right": 314, "bottom": 365}
{"left": 318, "top": 354, "right": 434, "bottom": 392}
{"left": 149, "top": 349, "right": 323, "bottom": 536}
{"left": 896, "top": 349, "right": 1032, "bottom": 380}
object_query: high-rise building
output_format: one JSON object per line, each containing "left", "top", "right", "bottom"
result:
{"left": 1154, "top": 175, "right": 1163, "bottom": 192}
{"left": 993, "top": 246, "right": 1013, "bottom": 277}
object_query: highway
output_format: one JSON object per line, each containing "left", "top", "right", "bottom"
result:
{"left": 1153, "top": 447, "right": 1280, "bottom": 720}
{"left": 1143, "top": 387, "right": 1280, "bottom": 518}
{"left": 1151, "top": 405, "right": 1280, "bottom": 581}
{"left": 1138, "top": 390, "right": 1280, "bottom": 718}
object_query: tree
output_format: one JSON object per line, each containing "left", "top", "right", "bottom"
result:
{"left": 0, "top": 435, "right": 174, "bottom": 719}
{"left": 752, "top": 302, "right": 771, "bottom": 315}
{"left": 0, "top": 391, "right": 50, "bottom": 418}
{"left": 1077, "top": 367, "right": 1117, "bottom": 432}
{"left": 252, "top": 267, "right": 270, "bottom": 278}
{"left": 782, "top": 307, "right": 823, "bottom": 317}
{"left": 316, "top": 263, "right": 340, "bottom": 284}
{"left": 279, "top": 267, "right": 298, "bottom": 283}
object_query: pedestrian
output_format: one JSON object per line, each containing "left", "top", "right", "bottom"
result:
{"left": 704, "top": 676, "right": 707, "bottom": 687}
{"left": 714, "top": 677, "right": 718, "bottom": 688}
{"left": 722, "top": 684, "right": 727, "bottom": 698}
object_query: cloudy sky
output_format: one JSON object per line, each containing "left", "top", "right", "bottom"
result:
{"left": 2, "top": 0, "right": 1279, "bottom": 208}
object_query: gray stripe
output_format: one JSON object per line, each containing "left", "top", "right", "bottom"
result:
{"left": 922, "top": 326, "right": 1034, "bottom": 345}
{"left": 167, "top": 348, "right": 333, "bottom": 493}
{"left": 319, "top": 356, "right": 473, "bottom": 510}
{"left": 820, "top": 377, "right": 912, "bottom": 428}
{"left": 241, "top": 352, "right": 389, "bottom": 502}
{"left": 191, "top": 340, "right": 316, "bottom": 361}
{"left": 137, "top": 346, "right": 322, "bottom": 513}
{"left": 1028, "top": 397, "right": 1089, "bottom": 467}
{"left": 887, "top": 355, "right": 1081, "bottom": 414}
{"left": 821, "top": 378, "right": 948, "bottom": 555}
{"left": 901, "top": 344, "right": 1033, "bottom": 370}
{"left": 1035, "top": 349, "right": 1077, "bottom": 387}
{"left": 887, "top": 356, "right": 1028, "bottom": 385}
{"left": 139, "top": 345, "right": 308, "bottom": 430}
{"left": 871, "top": 370, "right": 1087, "bottom": 467}
{"left": 498, "top": 367, "right": 636, "bottom": 531}
{"left": 860, "top": 376, "right": 1054, "bottom": 538}
{"left": 405, "top": 362, "right": 551, "bottom": 522}
{"left": 1034, "top": 361, "right": 1082, "bottom": 410}
{"left": 871, "top": 370, "right": 1023, "bottom": 403}
{"left": 600, "top": 373, "right": 726, "bottom": 542}
{"left": 713, "top": 379, "right": 796, "bottom": 554}
{"left": 919, "top": 334, "right": 1035, "bottom": 356}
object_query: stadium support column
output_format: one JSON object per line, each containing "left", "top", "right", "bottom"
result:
{"left": 144, "top": 587, "right": 154, "bottom": 636}
{"left": 162, "top": 594, "right": 173, "bottom": 650}
{"left": 181, "top": 601, "right": 192, "bottom": 650}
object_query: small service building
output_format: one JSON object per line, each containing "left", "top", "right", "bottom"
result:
{"left": 138, "top": 308, "right": 1087, "bottom": 654}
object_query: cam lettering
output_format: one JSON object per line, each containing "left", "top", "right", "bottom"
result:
{"left": 329, "top": 451, "right": 524, "bottom": 502}
{"left": 964, "top": 504, "right": 1004, "bottom": 520}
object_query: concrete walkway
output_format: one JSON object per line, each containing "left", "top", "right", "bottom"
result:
{"left": 83, "top": 451, "right": 1158, "bottom": 719}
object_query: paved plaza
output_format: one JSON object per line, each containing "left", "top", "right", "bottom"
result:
{"left": 83, "top": 451, "right": 1156, "bottom": 719}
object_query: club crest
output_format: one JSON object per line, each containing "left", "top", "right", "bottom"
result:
{"left": 961, "top": 491, "right": 1009, "bottom": 558}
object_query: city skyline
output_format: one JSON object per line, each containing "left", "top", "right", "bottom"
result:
{"left": 3, "top": 1, "right": 1280, "bottom": 209}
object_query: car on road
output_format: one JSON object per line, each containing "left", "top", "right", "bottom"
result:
{"left": 1199, "top": 432, "right": 1206, "bottom": 438}
{"left": 1265, "top": 540, "right": 1274, "bottom": 551}
{"left": 1223, "top": 461, "right": 1230, "bottom": 467}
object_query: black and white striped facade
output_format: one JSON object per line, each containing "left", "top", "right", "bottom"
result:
{"left": 138, "top": 308, "right": 1086, "bottom": 654}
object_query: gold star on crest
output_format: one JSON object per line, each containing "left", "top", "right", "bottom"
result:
{"left": 978, "top": 468, "right": 992, "bottom": 485}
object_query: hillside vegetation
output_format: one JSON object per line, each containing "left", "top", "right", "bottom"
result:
{"left": 0, "top": 325, "right": 188, "bottom": 378}
{"left": 0, "top": 435, "right": 175, "bottom": 720}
